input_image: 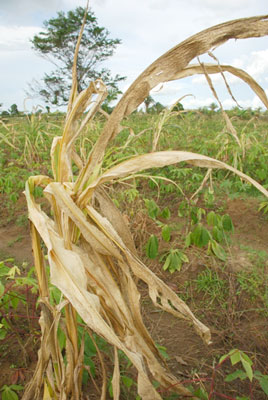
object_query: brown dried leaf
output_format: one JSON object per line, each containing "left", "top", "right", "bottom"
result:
{"left": 94, "top": 187, "right": 137, "bottom": 254}
{"left": 79, "top": 151, "right": 268, "bottom": 202}
{"left": 80, "top": 15, "right": 268, "bottom": 183}
{"left": 171, "top": 63, "right": 268, "bottom": 109}
{"left": 175, "top": 356, "right": 188, "bottom": 366}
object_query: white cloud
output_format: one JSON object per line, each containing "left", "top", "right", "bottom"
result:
{"left": 0, "top": 0, "right": 267, "bottom": 110}
{"left": 181, "top": 91, "right": 268, "bottom": 111}
{"left": 232, "top": 57, "right": 246, "bottom": 69}
{"left": 0, "top": 0, "right": 65, "bottom": 17}
{"left": 191, "top": 0, "right": 252, "bottom": 10}
{"left": 192, "top": 74, "right": 220, "bottom": 85}
{"left": 246, "top": 49, "right": 268, "bottom": 79}
{"left": 182, "top": 96, "right": 215, "bottom": 109}
{"left": 151, "top": 82, "right": 186, "bottom": 103}
{"left": 221, "top": 95, "right": 265, "bottom": 110}
{"left": 0, "top": 26, "right": 40, "bottom": 51}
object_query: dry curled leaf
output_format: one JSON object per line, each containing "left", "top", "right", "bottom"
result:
{"left": 24, "top": 14, "right": 268, "bottom": 400}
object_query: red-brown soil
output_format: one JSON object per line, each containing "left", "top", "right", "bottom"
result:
{"left": 0, "top": 197, "right": 268, "bottom": 399}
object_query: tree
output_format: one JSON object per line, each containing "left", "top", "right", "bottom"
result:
{"left": 144, "top": 95, "right": 155, "bottom": 113}
{"left": 209, "top": 102, "right": 218, "bottom": 112}
{"left": 9, "top": 104, "right": 19, "bottom": 116}
{"left": 1, "top": 111, "right": 9, "bottom": 117}
{"left": 172, "top": 102, "right": 184, "bottom": 112}
{"left": 28, "top": 7, "right": 125, "bottom": 105}
{"left": 148, "top": 101, "right": 165, "bottom": 114}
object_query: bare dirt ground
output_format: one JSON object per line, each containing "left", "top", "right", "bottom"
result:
{"left": 0, "top": 224, "right": 33, "bottom": 264}
{"left": 0, "top": 196, "right": 268, "bottom": 398}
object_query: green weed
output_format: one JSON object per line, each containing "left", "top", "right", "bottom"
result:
{"left": 195, "top": 268, "right": 228, "bottom": 304}
{"left": 0, "top": 384, "right": 24, "bottom": 400}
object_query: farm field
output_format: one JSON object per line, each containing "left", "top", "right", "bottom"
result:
{"left": 0, "top": 109, "right": 268, "bottom": 399}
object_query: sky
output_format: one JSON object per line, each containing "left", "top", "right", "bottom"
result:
{"left": 0, "top": 0, "right": 268, "bottom": 112}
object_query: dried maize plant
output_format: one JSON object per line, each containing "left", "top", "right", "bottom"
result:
{"left": 23, "top": 13, "right": 268, "bottom": 400}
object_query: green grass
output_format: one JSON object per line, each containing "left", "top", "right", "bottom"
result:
{"left": 195, "top": 267, "right": 228, "bottom": 304}
{"left": 1, "top": 110, "right": 267, "bottom": 304}
{"left": 1, "top": 110, "right": 267, "bottom": 226}
{"left": 1, "top": 109, "right": 268, "bottom": 399}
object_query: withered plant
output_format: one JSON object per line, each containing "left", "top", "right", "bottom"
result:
{"left": 23, "top": 11, "right": 268, "bottom": 400}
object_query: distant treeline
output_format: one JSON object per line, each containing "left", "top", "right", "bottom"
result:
{"left": 1, "top": 100, "right": 267, "bottom": 120}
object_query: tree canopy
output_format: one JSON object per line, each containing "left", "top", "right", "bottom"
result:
{"left": 143, "top": 95, "right": 165, "bottom": 114}
{"left": 29, "top": 7, "right": 125, "bottom": 106}
{"left": 9, "top": 104, "right": 19, "bottom": 116}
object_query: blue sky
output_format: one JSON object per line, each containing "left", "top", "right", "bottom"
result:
{"left": 0, "top": 0, "right": 267, "bottom": 112}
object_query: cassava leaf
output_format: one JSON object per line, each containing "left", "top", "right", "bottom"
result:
{"left": 162, "top": 225, "right": 171, "bottom": 242}
{"left": 160, "top": 207, "right": 171, "bottom": 219}
{"left": 146, "top": 235, "right": 159, "bottom": 259}
{"left": 163, "top": 254, "right": 172, "bottom": 271}
{"left": 222, "top": 214, "right": 234, "bottom": 232}
{"left": 0, "top": 281, "right": 4, "bottom": 297}
{"left": 230, "top": 350, "right": 241, "bottom": 366}
{"left": 210, "top": 240, "right": 226, "bottom": 261}
{"left": 240, "top": 352, "right": 253, "bottom": 382}
{"left": 259, "top": 376, "right": 268, "bottom": 395}
{"left": 191, "top": 224, "right": 210, "bottom": 247}
{"left": 207, "top": 211, "right": 219, "bottom": 227}
{"left": 212, "top": 226, "right": 224, "bottom": 243}
{"left": 225, "top": 369, "right": 248, "bottom": 382}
